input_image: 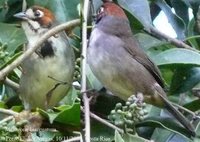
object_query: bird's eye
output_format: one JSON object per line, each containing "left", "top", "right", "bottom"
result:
{"left": 96, "top": 7, "right": 105, "bottom": 23}
{"left": 97, "top": 7, "right": 104, "bottom": 15}
{"left": 34, "top": 10, "right": 43, "bottom": 17}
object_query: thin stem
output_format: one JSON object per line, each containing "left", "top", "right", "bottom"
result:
{"left": 61, "top": 136, "right": 82, "bottom": 142}
{"left": 172, "top": 103, "right": 196, "bottom": 117}
{"left": 149, "top": 27, "right": 198, "bottom": 52}
{"left": 81, "top": 0, "right": 91, "bottom": 141}
{"left": 4, "top": 77, "right": 19, "bottom": 91}
{"left": 0, "top": 108, "right": 19, "bottom": 116}
{"left": 81, "top": 107, "right": 124, "bottom": 133}
{"left": 0, "top": 116, "right": 14, "bottom": 125}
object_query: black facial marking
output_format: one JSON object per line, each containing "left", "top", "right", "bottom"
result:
{"left": 96, "top": 8, "right": 105, "bottom": 24}
{"left": 40, "top": 40, "right": 54, "bottom": 58}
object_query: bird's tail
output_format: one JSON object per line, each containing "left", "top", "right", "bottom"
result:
{"left": 156, "top": 90, "right": 195, "bottom": 137}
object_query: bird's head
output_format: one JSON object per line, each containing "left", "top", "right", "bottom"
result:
{"left": 14, "top": 6, "right": 55, "bottom": 35}
{"left": 97, "top": 1, "right": 128, "bottom": 23}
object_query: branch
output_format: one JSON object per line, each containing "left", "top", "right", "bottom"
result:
{"left": 0, "top": 108, "right": 19, "bottom": 116}
{"left": 90, "top": 111, "right": 124, "bottom": 133}
{"left": 149, "top": 27, "right": 198, "bottom": 52}
{"left": 4, "top": 77, "right": 19, "bottom": 91}
{"left": 81, "top": 0, "right": 91, "bottom": 142}
{"left": 0, "top": 116, "right": 14, "bottom": 125}
{"left": 61, "top": 136, "right": 82, "bottom": 142}
{"left": 81, "top": 107, "right": 124, "bottom": 133}
{"left": 0, "top": 19, "right": 80, "bottom": 80}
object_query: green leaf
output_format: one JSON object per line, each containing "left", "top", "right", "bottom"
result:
{"left": 170, "top": 0, "right": 189, "bottom": 26}
{"left": 155, "top": 0, "right": 185, "bottom": 39}
{"left": 115, "top": 131, "right": 124, "bottom": 142}
{"left": 38, "top": 103, "right": 80, "bottom": 126}
{"left": 0, "top": 1, "right": 8, "bottom": 22}
{"left": 31, "top": 0, "right": 80, "bottom": 23}
{"left": 86, "top": 64, "right": 103, "bottom": 91}
{"left": 117, "top": 0, "right": 152, "bottom": 30}
{"left": 135, "top": 33, "right": 168, "bottom": 50}
{"left": 152, "top": 48, "right": 200, "bottom": 67}
{"left": 91, "top": 119, "right": 114, "bottom": 142}
{"left": 194, "top": 120, "right": 200, "bottom": 141}
{"left": 0, "top": 51, "right": 22, "bottom": 69}
{"left": 136, "top": 117, "right": 192, "bottom": 138}
{"left": 10, "top": 105, "right": 23, "bottom": 112}
{"left": 170, "top": 67, "right": 200, "bottom": 94}
{"left": 122, "top": 133, "right": 149, "bottom": 142}
{"left": 151, "top": 128, "right": 192, "bottom": 142}
{"left": 188, "top": 0, "right": 200, "bottom": 18}
{"left": 31, "top": 130, "right": 57, "bottom": 142}
{"left": 186, "top": 18, "right": 199, "bottom": 49}
{"left": 184, "top": 99, "right": 200, "bottom": 111}
{"left": 59, "top": 87, "right": 78, "bottom": 106}
{"left": 0, "top": 101, "right": 6, "bottom": 108}
{"left": 0, "top": 23, "right": 26, "bottom": 55}
{"left": 115, "top": 131, "right": 149, "bottom": 142}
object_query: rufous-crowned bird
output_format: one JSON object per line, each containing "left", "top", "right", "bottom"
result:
{"left": 87, "top": 1, "right": 195, "bottom": 136}
{"left": 14, "top": 6, "right": 75, "bottom": 110}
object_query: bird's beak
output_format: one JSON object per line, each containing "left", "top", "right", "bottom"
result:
{"left": 14, "top": 12, "right": 28, "bottom": 20}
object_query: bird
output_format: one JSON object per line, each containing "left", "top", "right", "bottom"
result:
{"left": 14, "top": 6, "right": 75, "bottom": 110}
{"left": 87, "top": 1, "right": 195, "bottom": 136}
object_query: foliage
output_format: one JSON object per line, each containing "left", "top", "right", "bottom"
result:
{"left": 0, "top": 0, "right": 80, "bottom": 141}
{"left": 1, "top": 0, "right": 200, "bottom": 141}
{"left": 88, "top": 0, "right": 200, "bottom": 141}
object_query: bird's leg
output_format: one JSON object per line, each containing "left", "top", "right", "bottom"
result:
{"left": 81, "top": 89, "right": 98, "bottom": 102}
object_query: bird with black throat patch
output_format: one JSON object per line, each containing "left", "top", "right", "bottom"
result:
{"left": 14, "top": 5, "right": 75, "bottom": 110}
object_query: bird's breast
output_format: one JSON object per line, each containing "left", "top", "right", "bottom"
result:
{"left": 88, "top": 28, "right": 159, "bottom": 101}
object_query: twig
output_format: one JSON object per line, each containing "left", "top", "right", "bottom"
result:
{"left": 0, "top": 116, "right": 14, "bottom": 125}
{"left": 81, "top": 0, "right": 91, "bottom": 141}
{"left": 4, "top": 77, "right": 19, "bottom": 91}
{"left": 172, "top": 103, "right": 196, "bottom": 117}
{"left": 149, "top": 27, "right": 198, "bottom": 52}
{"left": 61, "top": 136, "right": 82, "bottom": 142}
{"left": 0, "top": 19, "right": 80, "bottom": 80}
{"left": 90, "top": 111, "right": 124, "bottom": 133}
{"left": 81, "top": 107, "right": 124, "bottom": 133}
{"left": 0, "top": 108, "right": 19, "bottom": 116}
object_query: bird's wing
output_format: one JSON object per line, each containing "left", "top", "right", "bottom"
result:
{"left": 122, "top": 36, "right": 164, "bottom": 88}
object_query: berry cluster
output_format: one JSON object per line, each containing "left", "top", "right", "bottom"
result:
{"left": 108, "top": 94, "right": 148, "bottom": 133}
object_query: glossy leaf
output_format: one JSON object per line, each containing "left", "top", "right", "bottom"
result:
{"left": 135, "top": 33, "right": 167, "bottom": 51}
{"left": 170, "top": 0, "right": 189, "bottom": 26}
{"left": 31, "top": 130, "right": 57, "bottom": 142}
{"left": 155, "top": 0, "right": 185, "bottom": 39}
{"left": 170, "top": 67, "right": 200, "bottom": 94}
{"left": 38, "top": 103, "right": 80, "bottom": 126}
{"left": 86, "top": 64, "right": 103, "bottom": 91}
{"left": 0, "top": 23, "right": 26, "bottom": 55}
{"left": 152, "top": 48, "right": 200, "bottom": 67}
{"left": 91, "top": 119, "right": 114, "bottom": 142}
{"left": 151, "top": 128, "right": 192, "bottom": 142}
{"left": 184, "top": 99, "right": 200, "bottom": 111}
{"left": 186, "top": 18, "right": 199, "bottom": 49}
{"left": 115, "top": 131, "right": 124, "bottom": 142}
{"left": 117, "top": 0, "right": 152, "bottom": 30}
{"left": 30, "top": 0, "right": 80, "bottom": 23}
{"left": 136, "top": 117, "right": 192, "bottom": 138}
{"left": 124, "top": 133, "right": 150, "bottom": 142}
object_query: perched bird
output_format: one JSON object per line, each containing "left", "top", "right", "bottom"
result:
{"left": 88, "top": 1, "right": 195, "bottom": 136}
{"left": 14, "top": 6, "right": 75, "bottom": 109}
